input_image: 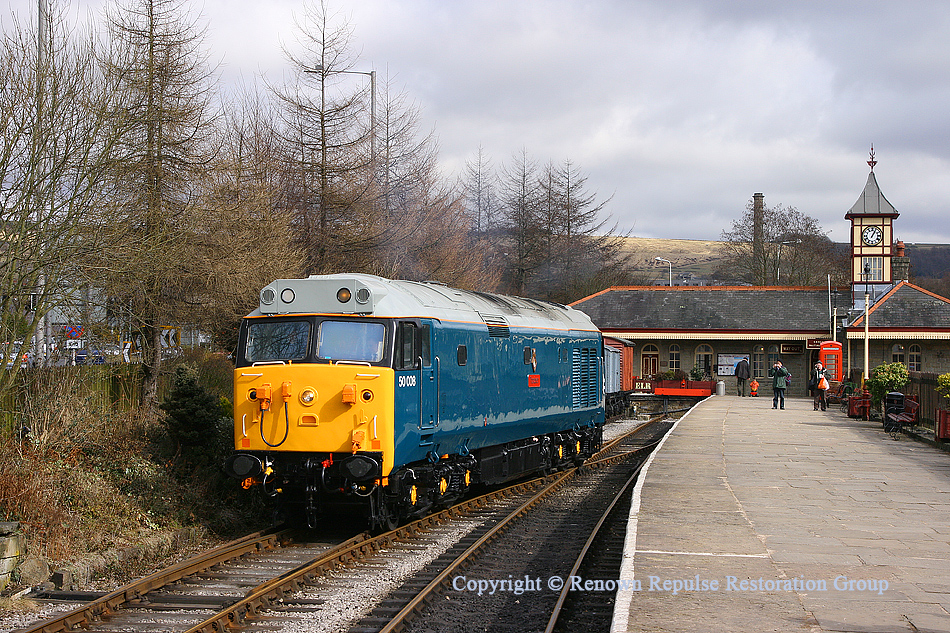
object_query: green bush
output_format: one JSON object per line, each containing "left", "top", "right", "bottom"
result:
{"left": 160, "top": 364, "right": 231, "bottom": 465}
{"left": 936, "top": 373, "right": 950, "bottom": 399}
{"left": 865, "top": 362, "right": 910, "bottom": 406}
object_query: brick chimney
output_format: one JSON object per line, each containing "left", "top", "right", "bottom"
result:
{"left": 753, "top": 193, "right": 764, "bottom": 273}
{"left": 892, "top": 240, "right": 910, "bottom": 282}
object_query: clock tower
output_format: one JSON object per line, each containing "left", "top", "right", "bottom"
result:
{"left": 846, "top": 147, "right": 898, "bottom": 296}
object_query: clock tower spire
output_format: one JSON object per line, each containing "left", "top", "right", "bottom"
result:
{"left": 846, "top": 147, "right": 898, "bottom": 296}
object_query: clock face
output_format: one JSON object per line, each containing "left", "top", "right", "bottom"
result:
{"left": 862, "top": 225, "right": 883, "bottom": 246}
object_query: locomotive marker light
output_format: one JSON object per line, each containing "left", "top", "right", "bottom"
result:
{"left": 337, "top": 287, "right": 352, "bottom": 303}
{"left": 280, "top": 288, "right": 295, "bottom": 304}
{"left": 261, "top": 287, "right": 276, "bottom": 305}
{"left": 299, "top": 387, "right": 317, "bottom": 405}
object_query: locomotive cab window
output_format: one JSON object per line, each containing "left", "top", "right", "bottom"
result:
{"left": 395, "top": 321, "right": 432, "bottom": 369}
{"left": 457, "top": 345, "right": 467, "bottom": 366}
{"left": 246, "top": 320, "right": 310, "bottom": 363}
{"left": 420, "top": 323, "right": 431, "bottom": 367}
{"left": 317, "top": 320, "right": 385, "bottom": 363}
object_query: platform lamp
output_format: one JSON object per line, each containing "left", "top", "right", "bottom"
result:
{"left": 862, "top": 261, "right": 871, "bottom": 390}
{"left": 655, "top": 257, "right": 672, "bottom": 287}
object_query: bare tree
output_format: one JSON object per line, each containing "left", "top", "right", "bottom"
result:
{"left": 0, "top": 5, "right": 125, "bottom": 394}
{"left": 273, "top": 0, "right": 376, "bottom": 276}
{"left": 496, "top": 150, "right": 546, "bottom": 295}
{"left": 176, "top": 85, "right": 304, "bottom": 352}
{"left": 462, "top": 146, "right": 498, "bottom": 236}
{"left": 717, "top": 198, "right": 848, "bottom": 286}
{"left": 94, "top": 0, "right": 218, "bottom": 409}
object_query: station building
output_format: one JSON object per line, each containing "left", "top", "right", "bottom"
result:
{"left": 572, "top": 159, "right": 950, "bottom": 395}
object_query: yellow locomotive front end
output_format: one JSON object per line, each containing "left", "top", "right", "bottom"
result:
{"left": 224, "top": 298, "right": 398, "bottom": 528}
{"left": 233, "top": 361, "right": 395, "bottom": 472}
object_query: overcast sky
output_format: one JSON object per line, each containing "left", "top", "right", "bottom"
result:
{"left": 5, "top": 0, "right": 950, "bottom": 244}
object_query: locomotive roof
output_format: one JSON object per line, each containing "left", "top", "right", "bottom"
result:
{"left": 250, "top": 274, "right": 598, "bottom": 333}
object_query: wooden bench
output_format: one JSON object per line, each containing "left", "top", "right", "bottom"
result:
{"left": 826, "top": 382, "right": 855, "bottom": 406}
{"left": 884, "top": 396, "right": 919, "bottom": 433}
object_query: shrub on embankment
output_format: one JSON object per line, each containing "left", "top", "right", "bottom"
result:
{"left": 0, "top": 350, "right": 266, "bottom": 586}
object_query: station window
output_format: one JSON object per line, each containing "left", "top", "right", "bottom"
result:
{"left": 767, "top": 345, "right": 780, "bottom": 368}
{"left": 892, "top": 344, "right": 905, "bottom": 365}
{"left": 668, "top": 344, "right": 680, "bottom": 371}
{"left": 753, "top": 345, "right": 766, "bottom": 378}
{"left": 909, "top": 345, "right": 922, "bottom": 371}
{"left": 695, "top": 344, "right": 713, "bottom": 378}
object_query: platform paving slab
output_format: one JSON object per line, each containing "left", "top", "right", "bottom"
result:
{"left": 612, "top": 395, "right": 950, "bottom": 633}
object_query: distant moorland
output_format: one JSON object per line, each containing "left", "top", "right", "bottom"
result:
{"left": 620, "top": 238, "right": 950, "bottom": 287}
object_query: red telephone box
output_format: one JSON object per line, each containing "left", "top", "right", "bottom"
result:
{"left": 819, "top": 341, "right": 843, "bottom": 382}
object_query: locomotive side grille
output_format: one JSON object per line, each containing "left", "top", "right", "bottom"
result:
{"left": 572, "top": 347, "right": 598, "bottom": 409}
{"left": 480, "top": 314, "right": 511, "bottom": 338}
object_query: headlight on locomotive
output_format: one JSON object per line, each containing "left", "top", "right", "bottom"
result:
{"left": 225, "top": 453, "right": 263, "bottom": 480}
{"left": 339, "top": 454, "right": 381, "bottom": 482}
{"left": 299, "top": 387, "right": 317, "bottom": 405}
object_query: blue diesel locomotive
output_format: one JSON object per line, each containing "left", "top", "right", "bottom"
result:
{"left": 225, "top": 274, "right": 605, "bottom": 529}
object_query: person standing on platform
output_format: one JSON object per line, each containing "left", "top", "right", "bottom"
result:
{"left": 769, "top": 360, "right": 790, "bottom": 409}
{"left": 735, "top": 357, "right": 751, "bottom": 396}
{"left": 811, "top": 361, "right": 830, "bottom": 411}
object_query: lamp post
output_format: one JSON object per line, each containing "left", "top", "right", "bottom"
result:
{"left": 655, "top": 257, "right": 672, "bottom": 286}
{"left": 775, "top": 239, "right": 801, "bottom": 284}
{"left": 863, "top": 261, "right": 871, "bottom": 390}
{"left": 305, "top": 64, "right": 377, "bottom": 164}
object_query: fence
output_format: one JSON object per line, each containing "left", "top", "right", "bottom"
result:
{"left": 0, "top": 364, "right": 144, "bottom": 433}
{"left": 907, "top": 371, "right": 941, "bottom": 431}
{"left": 0, "top": 350, "right": 237, "bottom": 435}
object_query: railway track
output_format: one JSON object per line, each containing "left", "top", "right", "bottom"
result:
{"left": 16, "top": 416, "right": 674, "bottom": 633}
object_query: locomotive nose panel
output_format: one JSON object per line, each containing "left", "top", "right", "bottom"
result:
{"left": 234, "top": 363, "right": 396, "bottom": 473}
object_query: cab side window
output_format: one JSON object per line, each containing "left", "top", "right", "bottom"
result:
{"left": 420, "top": 323, "right": 431, "bottom": 367}
{"left": 395, "top": 322, "right": 417, "bottom": 370}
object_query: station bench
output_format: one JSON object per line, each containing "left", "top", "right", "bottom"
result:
{"left": 884, "top": 396, "right": 919, "bottom": 433}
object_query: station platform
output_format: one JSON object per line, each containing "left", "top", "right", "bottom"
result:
{"left": 612, "top": 395, "right": 950, "bottom": 633}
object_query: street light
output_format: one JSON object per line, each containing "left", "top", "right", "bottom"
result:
{"left": 862, "top": 261, "right": 871, "bottom": 389}
{"left": 305, "top": 64, "right": 377, "bottom": 164}
{"left": 655, "top": 257, "right": 672, "bottom": 287}
{"left": 775, "top": 239, "right": 801, "bottom": 283}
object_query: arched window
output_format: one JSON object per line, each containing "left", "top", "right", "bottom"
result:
{"left": 641, "top": 344, "right": 659, "bottom": 377}
{"left": 695, "top": 344, "right": 713, "bottom": 378}
{"left": 909, "top": 344, "right": 922, "bottom": 371}
{"left": 767, "top": 345, "right": 780, "bottom": 368}
{"left": 752, "top": 345, "right": 766, "bottom": 378}
{"left": 669, "top": 344, "right": 681, "bottom": 371}
{"left": 892, "top": 344, "right": 906, "bottom": 365}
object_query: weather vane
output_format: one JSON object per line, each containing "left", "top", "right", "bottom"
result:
{"left": 868, "top": 144, "right": 876, "bottom": 171}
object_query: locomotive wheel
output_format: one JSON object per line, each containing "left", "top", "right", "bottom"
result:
{"left": 372, "top": 489, "right": 401, "bottom": 532}
{"left": 382, "top": 502, "right": 399, "bottom": 531}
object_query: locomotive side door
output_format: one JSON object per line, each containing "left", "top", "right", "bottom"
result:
{"left": 394, "top": 321, "right": 436, "bottom": 433}
{"left": 418, "top": 320, "right": 437, "bottom": 430}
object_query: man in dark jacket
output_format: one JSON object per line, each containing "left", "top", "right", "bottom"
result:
{"left": 735, "top": 357, "right": 751, "bottom": 396}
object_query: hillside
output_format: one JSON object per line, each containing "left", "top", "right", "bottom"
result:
{"left": 620, "top": 239, "right": 950, "bottom": 286}
{"left": 619, "top": 237, "right": 726, "bottom": 282}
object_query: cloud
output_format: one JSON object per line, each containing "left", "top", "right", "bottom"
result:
{"left": 5, "top": 0, "right": 949, "bottom": 243}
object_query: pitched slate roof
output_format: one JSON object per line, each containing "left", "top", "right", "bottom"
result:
{"left": 571, "top": 286, "right": 830, "bottom": 336}
{"left": 849, "top": 282, "right": 950, "bottom": 338}
{"left": 845, "top": 171, "right": 898, "bottom": 219}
